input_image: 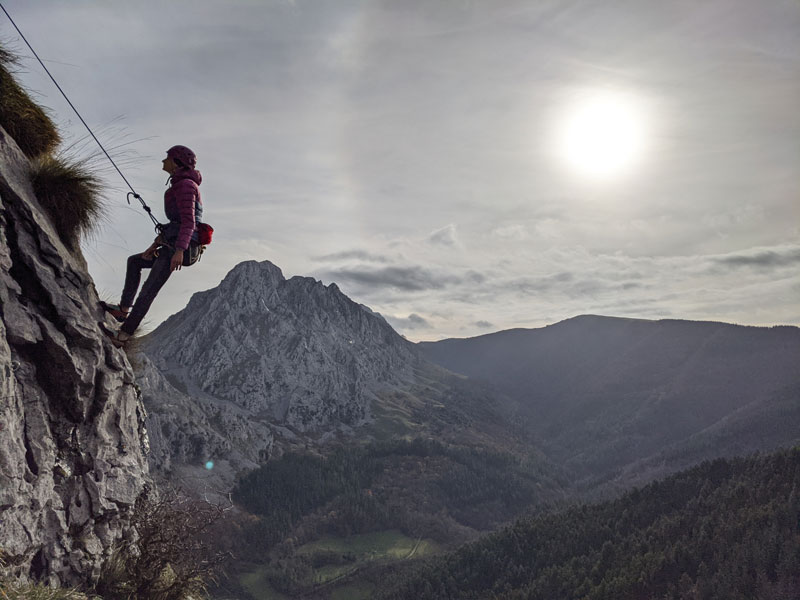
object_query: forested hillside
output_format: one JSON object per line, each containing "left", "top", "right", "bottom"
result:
{"left": 378, "top": 447, "right": 800, "bottom": 600}
{"left": 226, "top": 439, "right": 565, "bottom": 597}
{"left": 420, "top": 316, "right": 800, "bottom": 486}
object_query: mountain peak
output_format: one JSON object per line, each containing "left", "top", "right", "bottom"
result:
{"left": 221, "top": 259, "right": 284, "bottom": 288}
{"left": 144, "top": 259, "right": 418, "bottom": 432}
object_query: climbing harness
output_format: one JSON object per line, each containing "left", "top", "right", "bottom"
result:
{"left": 0, "top": 3, "right": 163, "bottom": 233}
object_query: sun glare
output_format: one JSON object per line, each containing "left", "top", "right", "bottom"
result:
{"left": 556, "top": 90, "right": 648, "bottom": 180}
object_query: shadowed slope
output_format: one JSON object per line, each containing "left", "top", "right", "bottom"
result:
{"left": 420, "top": 315, "right": 800, "bottom": 483}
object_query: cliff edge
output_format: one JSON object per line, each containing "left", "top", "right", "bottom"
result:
{"left": 0, "top": 123, "right": 150, "bottom": 586}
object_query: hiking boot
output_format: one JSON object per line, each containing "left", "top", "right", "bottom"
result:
{"left": 100, "top": 301, "right": 130, "bottom": 323}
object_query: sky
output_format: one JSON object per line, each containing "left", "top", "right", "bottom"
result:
{"left": 2, "top": 0, "right": 798, "bottom": 341}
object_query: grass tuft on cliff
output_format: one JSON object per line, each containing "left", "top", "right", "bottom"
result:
{"left": 0, "top": 581, "right": 96, "bottom": 599}
{"left": 0, "top": 44, "right": 61, "bottom": 158}
{"left": 0, "top": 551, "right": 97, "bottom": 599}
{"left": 30, "top": 154, "right": 105, "bottom": 250}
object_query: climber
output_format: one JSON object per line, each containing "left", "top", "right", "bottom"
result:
{"left": 101, "top": 145, "right": 204, "bottom": 347}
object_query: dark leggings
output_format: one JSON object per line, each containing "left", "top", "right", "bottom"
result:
{"left": 120, "top": 251, "right": 173, "bottom": 335}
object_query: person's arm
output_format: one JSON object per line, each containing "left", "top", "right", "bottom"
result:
{"left": 170, "top": 181, "right": 197, "bottom": 271}
{"left": 142, "top": 234, "right": 164, "bottom": 259}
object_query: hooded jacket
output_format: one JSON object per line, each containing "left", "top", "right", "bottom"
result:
{"left": 164, "top": 167, "right": 203, "bottom": 251}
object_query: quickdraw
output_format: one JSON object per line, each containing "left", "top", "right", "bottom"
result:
{"left": 127, "top": 192, "right": 164, "bottom": 233}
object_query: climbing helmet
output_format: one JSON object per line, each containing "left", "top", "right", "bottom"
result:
{"left": 166, "top": 145, "right": 197, "bottom": 168}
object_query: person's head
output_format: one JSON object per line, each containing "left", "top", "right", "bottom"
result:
{"left": 163, "top": 145, "right": 197, "bottom": 174}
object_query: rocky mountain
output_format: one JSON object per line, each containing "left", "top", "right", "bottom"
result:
{"left": 138, "top": 261, "right": 414, "bottom": 488}
{"left": 143, "top": 260, "right": 419, "bottom": 431}
{"left": 0, "top": 126, "right": 149, "bottom": 585}
{"left": 420, "top": 315, "right": 800, "bottom": 486}
{"left": 138, "top": 260, "right": 524, "bottom": 494}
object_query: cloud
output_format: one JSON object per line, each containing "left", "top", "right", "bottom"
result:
{"left": 712, "top": 247, "right": 800, "bottom": 270}
{"left": 321, "top": 241, "right": 800, "bottom": 341}
{"left": 505, "top": 270, "right": 649, "bottom": 300}
{"left": 427, "top": 224, "right": 459, "bottom": 247}
{"left": 386, "top": 313, "right": 432, "bottom": 331}
{"left": 491, "top": 224, "right": 529, "bottom": 241}
{"left": 322, "top": 265, "right": 463, "bottom": 291}
{"left": 313, "top": 249, "right": 391, "bottom": 263}
{"left": 23, "top": 0, "right": 796, "bottom": 342}
{"left": 508, "top": 272, "right": 574, "bottom": 294}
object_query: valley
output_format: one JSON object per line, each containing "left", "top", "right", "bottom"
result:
{"left": 134, "top": 262, "right": 799, "bottom": 599}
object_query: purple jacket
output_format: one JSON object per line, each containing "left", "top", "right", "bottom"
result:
{"left": 164, "top": 167, "right": 202, "bottom": 251}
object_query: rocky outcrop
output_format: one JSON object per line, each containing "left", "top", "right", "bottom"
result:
{"left": 143, "top": 260, "right": 420, "bottom": 435}
{"left": 0, "top": 126, "right": 150, "bottom": 586}
{"left": 134, "top": 351, "right": 272, "bottom": 499}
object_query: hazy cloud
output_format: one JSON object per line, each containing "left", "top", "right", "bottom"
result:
{"left": 507, "top": 273, "right": 645, "bottom": 300}
{"left": 491, "top": 224, "right": 529, "bottom": 241}
{"left": 322, "top": 265, "right": 463, "bottom": 292}
{"left": 10, "top": 0, "right": 797, "bottom": 341}
{"left": 509, "top": 272, "right": 575, "bottom": 294}
{"left": 474, "top": 320, "right": 494, "bottom": 329}
{"left": 387, "top": 313, "right": 431, "bottom": 331}
{"left": 713, "top": 247, "right": 800, "bottom": 270}
{"left": 313, "top": 250, "right": 391, "bottom": 264}
{"left": 427, "top": 224, "right": 459, "bottom": 247}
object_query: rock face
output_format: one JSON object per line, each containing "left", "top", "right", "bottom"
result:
{"left": 133, "top": 351, "right": 273, "bottom": 499}
{"left": 0, "top": 127, "right": 150, "bottom": 586}
{"left": 142, "top": 260, "right": 420, "bottom": 448}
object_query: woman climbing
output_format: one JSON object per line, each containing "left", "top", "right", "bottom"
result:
{"left": 101, "top": 145, "right": 204, "bottom": 347}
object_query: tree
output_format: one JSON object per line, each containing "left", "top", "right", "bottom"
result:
{"left": 96, "top": 487, "right": 231, "bottom": 600}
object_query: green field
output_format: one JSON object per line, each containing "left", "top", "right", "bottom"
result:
{"left": 239, "top": 567, "right": 289, "bottom": 600}
{"left": 239, "top": 530, "right": 441, "bottom": 598}
{"left": 368, "top": 395, "right": 419, "bottom": 440}
{"left": 298, "top": 529, "right": 439, "bottom": 564}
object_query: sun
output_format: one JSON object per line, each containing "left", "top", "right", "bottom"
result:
{"left": 556, "top": 90, "right": 648, "bottom": 180}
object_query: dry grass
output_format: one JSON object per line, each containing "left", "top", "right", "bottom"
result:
{"left": 29, "top": 154, "right": 105, "bottom": 250}
{"left": 0, "top": 551, "right": 96, "bottom": 600}
{"left": 0, "top": 46, "right": 17, "bottom": 67}
{"left": 0, "top": 45, "right": 60, "bottom": 158}
{"left": 0, "top": 581, "right": 96, "bottom": 600}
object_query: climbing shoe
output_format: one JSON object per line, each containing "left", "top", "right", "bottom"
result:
{"left": 107, "top": 327, "right": 130, "bottom": 348}
{"left": 100, "top": 301, "right": 129, "bottom": 323}
{"left": 98, "top": 322, "right": 131, "bottom": 348}
{"left": 110, "top": 330, "right": 131, "bottom": 348}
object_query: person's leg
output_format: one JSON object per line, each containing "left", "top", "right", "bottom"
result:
{"left": 103, "top": 253, "right": 155, "bottom": 322}
{"left": 121, "top": 252, "right": 173, "bottom": 335}
{"left": 121, "top": 253, "right": 156, "bottom": 309}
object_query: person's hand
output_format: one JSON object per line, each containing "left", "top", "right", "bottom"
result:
{"left": 170, "top": 249, "right": 184, "bottom": 272}
{"left": 142, "top": 244, "right": 158, "bottom": 260}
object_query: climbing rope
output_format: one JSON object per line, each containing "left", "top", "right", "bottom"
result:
{"left": 0, "top": 3, "right": 163, "bottom": 232}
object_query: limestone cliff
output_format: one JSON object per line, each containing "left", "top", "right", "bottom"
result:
{"left": 0, "top": 126, "right": 150, "bottom": 586}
